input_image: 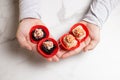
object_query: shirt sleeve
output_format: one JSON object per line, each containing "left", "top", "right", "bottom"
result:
{"left": 82, "top": 0, "right": 120, "bottom": 28}
{"left": 19, "top": 0, "right": 41, "bottom": 21}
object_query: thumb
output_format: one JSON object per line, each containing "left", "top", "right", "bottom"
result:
{"left": 16, "top": 33, "right": 32, "bottom": 51}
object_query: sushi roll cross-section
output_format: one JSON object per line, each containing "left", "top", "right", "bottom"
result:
{"left": 37, "top": 38, "right": 59, "bottom": 58}
{"left": 29, "top": 25, "right": 49, "bottom": 44}
{"left": 72, "top": 25, "right": 86, "bottom": 39}
{"left": 70, "top": 23, "right": 89, "bottom": 42}
{"left": 33, "top": 28, "right": 45, "bottom": 40}
{"left": 60, "top": 34, "right": 80, "bottom": 50}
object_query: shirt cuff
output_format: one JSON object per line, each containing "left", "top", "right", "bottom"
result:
{"left": 82, "top": 10, "right": 102, "bottom": 29}
{"left": 19, "top": 10, "right": 41, "bottom": 21}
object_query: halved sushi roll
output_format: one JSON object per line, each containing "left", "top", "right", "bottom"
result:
{"left": 37, "top": 38, "right": 59, "bottom": 58}
{"left": 60, "top": 34, "right": 80, "bottom": 50}
{"left": 70, "top": 23, "right": 89, "bottom": 42}
{"left": 29, "top": 25, "right": 49, "bottom": 44}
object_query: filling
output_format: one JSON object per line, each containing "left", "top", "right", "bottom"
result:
{"left": 63, "top": 34, "right": 77, "bottom": 49}
{"left": 41, "top": 40, "right": 56, "bottom": 54}
{"left": 32, "top": 28, "right": 46, "bottom": 41}
{"left": 72, "top": 25, "right": 86, "bottom": 40}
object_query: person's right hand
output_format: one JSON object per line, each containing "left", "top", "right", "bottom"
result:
{"left": 16, "top": 18, "right": 59, "bottom": 62}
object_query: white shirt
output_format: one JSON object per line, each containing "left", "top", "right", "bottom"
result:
{"left": 19, "top": 0, "right": 120, "bottom": 28}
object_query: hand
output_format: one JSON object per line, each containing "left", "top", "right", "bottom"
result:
{"left": 57, "top": 21, "right": 100, "bottom": 59}
{"left": 16, "top": 18, "right": 59, "bottom": 62}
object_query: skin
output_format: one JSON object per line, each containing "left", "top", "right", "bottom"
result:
{"left": 57, "top": 21, "right": 100, "bottom": 59}
{"left": 16, "top": 18, "right": 59, "bottom": 62}
{"left": 16, "top": 19, "right": 100, "bottom": 62}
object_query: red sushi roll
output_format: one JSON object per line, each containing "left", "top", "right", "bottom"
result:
{"left": 70, "top": 23, "right": 89, "bottom": 42}
{"left": 37, "top": 38, "right": 59, "bottom": 58}
{"left": 60, "top": 34, "right": 80, "bottom": 50}
{"left": 29, "top": 25, "right": 49, "bottom": 44}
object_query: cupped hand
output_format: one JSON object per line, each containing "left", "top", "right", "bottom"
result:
{"left": 57, "top": 21, "right": 100, "bottom": 59}
{"left": 16, "top": 18, "right": 59, "bottom": 62}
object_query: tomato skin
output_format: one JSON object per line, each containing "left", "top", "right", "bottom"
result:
{"left": 69, "top": 23, "right": 89, "bottom": 42}
{"left": 37, "top": 38, "right": 59, "bottom": 58}
{"left": 29, "top": 25, "right": 49, "bottom": 44}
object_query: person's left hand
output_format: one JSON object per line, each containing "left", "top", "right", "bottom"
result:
{"left": 56, "top": 21, "right": 100, "bottom": 59}
{"left": 16, "top": 18, "right": 59, "bottom": 62}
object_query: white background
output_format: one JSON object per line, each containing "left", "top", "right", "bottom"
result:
{"left": 0, "top": 0, "right": 120, "bottom": 80}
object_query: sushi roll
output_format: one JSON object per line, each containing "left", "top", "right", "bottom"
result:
{"left": 70, "top": 23, "right": 89, "bottom": 42}
{"left": 29, "top": 25, "right": 49, "bottom": 44}
{"left": 42, "top": 40, "right": 55, "bottom": 54}
{"left": 37, "top": 38, "right": 59, "bottom": 58}
{"left": 33, "top": 28, "right": 44, "bottom": 40}
{"left": 60, "top": 34, "right": 80, "bottom": 50}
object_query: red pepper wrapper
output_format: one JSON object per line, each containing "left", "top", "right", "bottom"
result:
{"left": 37, "top": 38, "right": 59, "bottom": 58}
{"left": 29, "top": 25, "right": 49, "bottom": 44}
{"left": 60, "top": 34, "right": 80, "bottom": 50}
{"left": 69, "top": 23, "right": 89, "bottom": 42}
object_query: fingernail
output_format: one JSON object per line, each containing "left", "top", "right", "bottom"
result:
{"left": 55, "top": 59, "right": 59, "bottom": 62}
{"left": 47, "top": 58, "right": 52, "bottom": 62}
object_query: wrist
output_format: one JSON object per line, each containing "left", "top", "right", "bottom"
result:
{"left": 80, "top": 20, "right": 100, "bottom": 30}
{"left": 20, "top": 18, "right": 40, "bottom": 23}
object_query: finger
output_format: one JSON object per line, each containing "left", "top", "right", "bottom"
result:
{"left": 52, "top": 55, "right": 59, "bottom": 62}
{"left": 16, "top": 34, "right": 32, "bottom": 51}
{"left": 56, "top": 41, "right": 68, "bottom": 58}
{"left": 62, "top": 50, "right": 76, "bottom": 59}
{"left": 56, "top": 49, "right": 67, "bottom": 58}
{"left": 84, "top": 39, "right": 98, "bottom": 51}
{"left": 84, "top": 36, "right": 91, "bottom": 46}
{"left": 26, "top": 36, "right": 37, "bottom": 52}
{"left": 46, "top": 58, "right": 52, "bottom": 62}
{"left": 62, "top": 42, "right": 86, "bottom": 59}
{"left": 83, "top": 36, "right": 91, "bottom": 52}
{"left": 46, "top": 56, "right": 59, "bottom": 62}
